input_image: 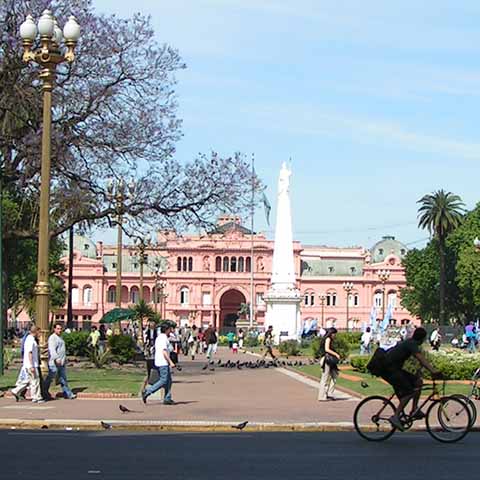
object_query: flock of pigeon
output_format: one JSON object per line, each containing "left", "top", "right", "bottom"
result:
{"left": 201, "top": 358, "right": 320, "bottom": 371}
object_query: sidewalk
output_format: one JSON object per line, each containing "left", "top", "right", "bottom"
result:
{"left": 0, "top": 349, "right": 358, "bottom": 431}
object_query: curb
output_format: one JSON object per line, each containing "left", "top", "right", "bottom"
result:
{"left": 0, "top": 419, "right": 357, "bottom": 432}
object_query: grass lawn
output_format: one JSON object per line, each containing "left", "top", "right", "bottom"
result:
{"left": 295, "top": 365, "right": 473, "bottom": 397}
{"left": 0, "top": 367, "right": 146, "bottom": 395}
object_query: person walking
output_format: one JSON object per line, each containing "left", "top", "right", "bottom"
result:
{"left": 88, "top": 325, "right": 100, "bottom": 350}
{"left": 188, "top": 325, "right": 198, "bottom": 360}
{"left": 11, "top": 325, "right": 44, "bottom": 403}
{"left": 466, "top": 321, "right": 477, "bottom": 353}
{"left": 204, "top": 325, "right": 217, "bottom": 363}
{"left": 430, "top": 327, "right": 441, "bottom": 351}
{"left": 142, "top": 323, "right": 176, "bottom": 405}
{"left": 318, "top": 328, "right": 341, "bottom": 401}
{"left": 262, "top": 326, "right": 276, "bottom": 360}
{"left": 238, "top": 329, "right": 245, "bottom": 351}
{"left": 44, "top": 323, "right": 76, "bottom": 400}
{"left": 143, "top": 319, "right": 158, "bottom": 388}
{"left": 360, "top": 327, "right": 372, "bottom": 355}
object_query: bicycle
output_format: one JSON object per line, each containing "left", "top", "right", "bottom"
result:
{"left": 353, "top": 379, "right": 471, "bottom": 443}
{"left": 449, "top": 367, "right": 479, "bottom": 428}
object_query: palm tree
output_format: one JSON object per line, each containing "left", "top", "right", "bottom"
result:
{"left": 417, "top": 190, "right": 465, "bottom": 325}
{"left": 129, "top": 300, "right": 155, "bottom": 344}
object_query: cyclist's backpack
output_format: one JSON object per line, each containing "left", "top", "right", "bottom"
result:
{"left": 366, "top": 347, "right": 387, "bottom": 376}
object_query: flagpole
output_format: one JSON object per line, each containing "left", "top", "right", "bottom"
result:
{"left": 249, "top": 153, "right": 255, "bottom": 330}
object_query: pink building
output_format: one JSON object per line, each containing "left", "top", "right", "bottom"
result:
{"left": 14, "top": 216, "right": 416, "bottom": 331}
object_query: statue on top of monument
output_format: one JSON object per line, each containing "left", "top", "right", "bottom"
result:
{"left": 278, "top": 162, "right": 291, "bottom": 196}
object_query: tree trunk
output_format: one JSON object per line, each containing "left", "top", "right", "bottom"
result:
{"left": 438, "top": 237, "right": 447, "bottom": 325}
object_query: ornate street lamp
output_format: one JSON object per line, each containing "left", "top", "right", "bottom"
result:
{"left": 377, "top": 269, "right": 391, "bottom": 320}
{"left": 107, "top": 179, "right": 135, "bottom": 308}
{"left": 342, "top": 282, "right": 354, "bottom": 331}
{"left": 134, "top": 235, "right": 152, "bottom": 303}
{"left": 19, "top": 10, "right": 81, "bottom": 368}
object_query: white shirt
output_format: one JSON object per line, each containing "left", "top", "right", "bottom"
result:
{"left": 361, "top": 331, "right": 372, "bottom": 346}
{"left": 23, "top": 334, "right": 39, "bottom": 368}
{"left": 154, "top": 333, "right": 170, "bottom": 367}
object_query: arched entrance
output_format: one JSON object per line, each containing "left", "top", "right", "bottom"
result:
{"left": 219, "top": 289, "right": 246, "bottom": 333}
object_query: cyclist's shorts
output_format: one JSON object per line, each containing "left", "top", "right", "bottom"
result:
{"left": 381, "top": 369, "right": 417, "bottom": 398}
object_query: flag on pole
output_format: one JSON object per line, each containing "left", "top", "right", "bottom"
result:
{"left": 262, "top": 192, "right": 271, "bottom": 226}
{"left": 381, "top": 302, "right": 393, "bottom": 332}
{"left": 369, "top": 306, "right": 377, "bottom": 331}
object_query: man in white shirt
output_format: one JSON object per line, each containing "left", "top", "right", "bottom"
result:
{"left": 141, "top": 323, "right": 176, "bottom": 405}
{"left": 11, "top": 325, "right": 44, "bottom": 403}
{"left": 361, "top": 327, "right": 373, "bottom": 355}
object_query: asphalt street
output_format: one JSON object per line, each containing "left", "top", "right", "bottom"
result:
{"left": 1, "top": 430, "right": 477, "bottom": 480}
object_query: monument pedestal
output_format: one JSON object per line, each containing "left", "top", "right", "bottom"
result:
{"left": 264, "top": 289, "right": 301, "bottom": 343}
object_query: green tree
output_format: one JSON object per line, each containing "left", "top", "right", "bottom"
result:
{"left": 128, "top": 299, "right": 156, "bottom": 332}
{"left": 417, "top": 190, "right": 465, "bottom": 324}
{"left": 400, "top": 241, "right": 461, "bottom": 323}
{"left": 447, "top": 204, "right": 480, "bottom": 322}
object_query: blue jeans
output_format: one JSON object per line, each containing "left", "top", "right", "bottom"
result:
{"left": 44, "top": 364, "right": 74, "bottom": 398}
{"left": 468, "top": 337, "right": 476, "bottom": 353}
{"left": 145, "top": 366, "right": 172, "bottom": 401}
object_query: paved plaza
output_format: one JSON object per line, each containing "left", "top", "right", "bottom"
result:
{"left": 0, "top": 350, "right": 357, "bottom": 428}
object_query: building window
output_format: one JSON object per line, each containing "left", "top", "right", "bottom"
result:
{"left": 55, "top": 314, "right": 65, "bottom": 321}
{"left": 230, "top": 256, "right": 237, "bottom": 272}
{"left": 215, "top": 256, "right": 222, "bottom": 272}
{"left": 177, "top": 257, "right": 182, "bottom": 271}
{"left": 388, "top": 291, "right": 397, "bottom": 308}
{"left": 133, "top": 262, "right": 138, "bottom": 269}
{"left": 400, "top": 249, "right": 406, "bottom": 256}
{"left": 238, "top": 257, "right": 245, "bottom": 272}
{"left": 180, "top": 287, "right": 189, "bottom": 305}
{"left": 130, "top": 287, "right": 140, "bottom": 303}
{"left": 188, "top": 257, "right": 193, "bottom": 272}
{"left": 374, "top": 291, "right": 383, "bottom": 308}
{"left": 256, "top": 292, "right": 265, "bottom": 306}
{"left": 378, "top": 248, "right": 384, "bottom": 255}
{"left": 304, "top": 294, "right": 309, "bottom": 306}
{"left": 304, "top": 292, "right": 315, "bottom": 306}
{"left": 350, "top": 267, "right": 356, "bottom": 274}
{"left": 112, "top": 262, "right": 117, "bottom": 269}
{"left": 83, "top": 286, "right": 93, "bottom": 305}
{"left": 353, "top": 293, "right": 359, "bottom": 307}
{"left": 246, "top": 257, "right": 251, "bottom": 272}
{"left": 84, "top": 244, "right": 89, "bottom": 251}
{"left": 223, "top": 257, "right": 229, "bottom": 272}
{"left": 107, "top": 287, "right": 116, "bottom": 303}
{"left": 82, "top": 315, "right": 92, "bottom": 321}
{"left": 182, "top": 257, "right": 188, "bottom": 271}
{"left": 72, "top": 286, "right": 79, "bottom": 304}
{"left": 326, "top": 292, "right": 336, "bottom": 306}
{"left": 328, "top": 266, "right": 335, "bottom": 273}
{"left": 202, "top": 292, "right": 211, "bottom": 305}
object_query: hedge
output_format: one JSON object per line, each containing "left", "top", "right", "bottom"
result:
{"left": 350, "top": 350, "right": 480, "bottom": 380}
{"left": 278, "top": 340, "right": 301, "bottom": 356}
{"left": 63, "top": 331, "right": 90, "bottom": 357}
{"left": 107, "top": 335, "right": 137, "bottom": 364}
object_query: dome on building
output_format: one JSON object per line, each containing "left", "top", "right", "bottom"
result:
{"left": 370, "top": 236, "right": 407, "bottom": 264}
{"left": 63, "top": 234, "right": 97, "bottom": 259}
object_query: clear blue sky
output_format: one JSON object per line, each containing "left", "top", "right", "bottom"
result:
{"left": 92, "top": 0, "right": 480, "bottom": 249}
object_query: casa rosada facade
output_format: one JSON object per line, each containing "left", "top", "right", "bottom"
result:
{"left": 15, "top": 216, "right": 417, "bottom": 331}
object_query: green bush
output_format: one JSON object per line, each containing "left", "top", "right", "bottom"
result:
{"left": 311, "top": 335, "right": 350, "bottom": 360}
{"left": 63, "top": 331, "right": 90, "bottom": 357}
{"left": 244, "top": 334, "right": 259, "bottom": 348}
{"left": 278, "top": 339, "right": 300, "bottom": 356}
{"left": 350, "top": 355, "right": 371, "bottom": 373}
{"left": 218, "top": 335, "right": 229, "bottom": 346}
{"left": 337, "top": 332, "right": 362, "bottom": 351}
{"left": 107, "top": 335, "right": 137, "bottom": 364}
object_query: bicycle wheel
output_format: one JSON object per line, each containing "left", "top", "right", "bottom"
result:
{"left": 354, "top": 395, "right": 396, "bottom": 441}
{"left": 426, "top": 397, "right": 471, "bottom": 443}
{"left": 450, "top": 394, "right": 477, "bottom": 427}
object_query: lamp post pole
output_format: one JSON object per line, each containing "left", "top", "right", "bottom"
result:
{"left": 107, "top": 180, "right": 134, "bottom": 310}
{"left": 319, "top": 294, "right": 326, "bottom": 329}
{"left": 342, "top": 282, "right": 354, "bottom": 331}
{"left": 134, "top": 236, "right": 152, "bottom": 303}
{"left": 377, "top": 269, "right": 391, "bottom": 320}
{"left": 19, "top": 11, "right": 80, "bottom": 369}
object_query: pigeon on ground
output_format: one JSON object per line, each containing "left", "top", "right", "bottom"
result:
{"left": 231, "top": 421, "right": 248, "bottom": 430}
{"left": 361, "top": 381, "right": 369, "bottom": 389}
{"left": 41, "top": 425, "right": 48, "bottom": 429}
{"left": 202, "top": 364, "right": 208, "bottom": 370}
{"left": 217, "top": 359, "right": 222, "bottom": 365}
{"left": 101, "top": 421, "right": 112, "bottom": 430}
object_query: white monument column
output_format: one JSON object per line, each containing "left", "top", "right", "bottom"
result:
{"left": 264, "top": 162, "right": 301, "bottom": 343}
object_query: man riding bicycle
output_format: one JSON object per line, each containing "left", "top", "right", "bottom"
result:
{"left": 379, "top": 327, "right": 442, "bottom": 431}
